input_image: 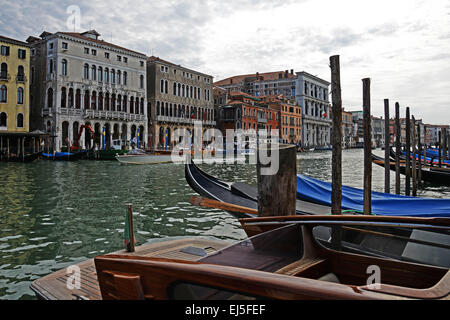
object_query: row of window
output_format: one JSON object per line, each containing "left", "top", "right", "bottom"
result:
{"left": 81, "top": 63, "right": 145, "bottom": 88}
{"left": 46, "top": 87, "right": 144, "bottom": 114}
{"left": 0, "top": 112, "right": 24, "bottom": 128}
{"left": 0, "top": 63, "right": 25, "bottom": 81}
{"left": 0, "top": 45, "right": 26, "bottom": 59}
{"left": 304, "top": 81, "right": 328, "bottom": 101}
{"left": 243, "top": 107, "right": 278, "bottom": 121}
{"left": 160, "top": 65, "right": 211, "bottom": 83}
{"left": 155, "top": 101, "right": 214, "bottom": 122}
{"left": 0, "top": 85, "right": 24, "bottom": 104}
{"left": 304, "top": 100, "right": 329, "bottom": 118}
{"left": 160, "top": 79, "right": 211, "bottom": 101}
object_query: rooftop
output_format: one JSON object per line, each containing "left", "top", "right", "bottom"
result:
{"left": 0, "top": 34, "right": 30, "bottom": 47}
{"left": 214, "top": 70, "right": 296, "bottom": 87}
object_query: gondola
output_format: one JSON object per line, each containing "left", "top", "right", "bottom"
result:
{"left": 41, "top": 151, "right": 83, "bottom": 161}
{"left": 391, "top": 148, "right": 450, "bottom": 167}
{"left": 185, "top": 162, "right": 332, "bottom": 218}
{"left": 372, "top": 153, "right": 450, "bottom": 185}
{"left": 187, "top": 162, "right": 450, "bottom": 218}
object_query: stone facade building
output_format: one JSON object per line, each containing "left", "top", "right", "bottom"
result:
{"left": 27, "top": 30, "right": 148, "bottom": 151}
{"left": 146, "top": 56, "right": 215, "bottom": 149}
{"left": 295, "top": 72, "right": 331, "bottom": 148}
{"left": 214, "top": 70, "right": 330, "bottom": 148}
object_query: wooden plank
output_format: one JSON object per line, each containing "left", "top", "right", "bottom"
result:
{"left": 330, "top": 55, "right": 342, "bottom": 215}
{"left": 30, "top": 238, "right": 229, "bottom": 300}
{"left": 362, "top": 78, "right": 372, "bottom": 215}
{"left": 412, "top": 116, "right": 417, "bottom": 197}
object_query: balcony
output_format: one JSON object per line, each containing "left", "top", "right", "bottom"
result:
{"left": 0, "top": 72, "right": 10, "bottom": 81}
{"left": 83, "top": 109, "right": 146, "bottom": 122}
{"left": 16, "top": 74, "right": 26, "bottom": 83}
{"left": 155, "top": 115, "right": 216, "bottom": 126}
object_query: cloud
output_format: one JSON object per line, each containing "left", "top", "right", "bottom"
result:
{"left": 0, "top": 0, "right": 449, "bottom": 124}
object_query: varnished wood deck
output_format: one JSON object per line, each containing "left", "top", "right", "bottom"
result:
{"left": 30, "top": 237, "right": 230, "bottom": 300}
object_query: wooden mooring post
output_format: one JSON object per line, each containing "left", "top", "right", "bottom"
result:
{"left": 438, "top": 131, "right": 442, "bottom": 168}
{"left": 362, "top": 78, "right": 372, "bottom": 215}
{"left": 443, "top": 131, "right": 448, "bottom": 161}
{"left": 395, "top": 103, "right": 401, "bottom": 195}
{"left": 125, "top": 204, "right": 135, "bottom": 253}
{"left": 330, "top": 55, "right": 342, "bottom": 215}
{"left": 257, "top": 144, "right": 296, "bottom": 217}
{"left": 411, "top": 116, "right": 417, "bottom": 196}
{"left": 405, "top": 107, "right": 411, "bottom": 196}
{"left": 384, "top": 99, "right": 390, "bottom": 194}
{"left": 417, "top": 123, "right": 422, "bottom": 188}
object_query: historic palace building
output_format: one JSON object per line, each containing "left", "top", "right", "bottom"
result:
{"left": 27, "top": 30, "right": 148, "bottom": 151}
{"left": 214, "top": 70, "right": 330, "bottom": 148}
{"left": 0, "top": 35, "right": 30, "bottom": 134}
{"left": 146, "top": 56, "right": 215, "bottom": 149}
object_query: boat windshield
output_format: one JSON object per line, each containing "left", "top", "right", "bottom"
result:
{"left": 313, "top": 224, "right": 450, "bottom": 268}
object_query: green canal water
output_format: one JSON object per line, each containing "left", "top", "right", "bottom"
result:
{"left": 0, "top": 149, "right": 449, "bottom": 300}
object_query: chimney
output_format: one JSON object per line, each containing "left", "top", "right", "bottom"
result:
{"left": 230, "top": 78, "right": 233, "bottom": 84}
{"left": 290, "top": 69, "right": 294, "bottom": 74}
{"left": 285, "top": 70, "right": 288, "bottom": 78}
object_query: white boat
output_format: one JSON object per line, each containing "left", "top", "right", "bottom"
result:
{"left": 115, "top": 149, "right": 183, "bottom": 165}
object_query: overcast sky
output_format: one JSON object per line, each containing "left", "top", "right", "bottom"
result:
{"left": 1, "top": 0, "right": 449, "bottom": 125}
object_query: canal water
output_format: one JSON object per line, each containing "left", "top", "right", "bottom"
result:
{"left": 0, "top": 149, "right": 449, "bottom": 299}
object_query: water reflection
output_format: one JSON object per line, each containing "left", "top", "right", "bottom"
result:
{"left": 0, "top": 149, "right": 448, "bottom": 299}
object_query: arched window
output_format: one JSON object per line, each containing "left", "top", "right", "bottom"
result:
{"left": 160, "top": 79, "right": 164, "bottom": 93}
{"left": 130, "top": 97, "right": 134, "bottom": 114}
{"left": 117, "top": 94, "right": 122, "bottom": 111}
{"left": 111, "top": 69, "right": 115, "bottom": 84}
{"left": 0, "top": 112, "right": 7, "bottom": 127}
{"left": 17, "top": 113, "right": 24, "bottom": 128}
{"left": 50, "top": 59, "right": 54, "bottom": 74}
{"left": 140, "top": 75, "right": 144, "bottom": 89}
{"left": 61, "top": 87, "right": 67, "bottom": 108}
{"left": 98, "top": 92, "right": 103, "bottom": 110}
{"left": 91, "top": 91, "right": 97, "bottom": 109}
{"left": 62, "top": 59, "right": 68, "bottom": 76}
{"left": 91, "top": 65, "right": 96, "bottom": 80}
{"left": 68, "top": 88, "right": 74, "bottom": 107}
{"left": 104, "top": 68, "right": 109, "bottom": 83}
{"left": 135, "top": 98, "right": 139, "bottom": 114}
{"left": 157, "top": 101, "right": 160, "bottom": 116}
{"left": 17, "top": 87, "right": 24, "bottom": 104}
{"left": 117, "top": 70, "right": 121, "bottom": 85}
{"left": 17, "top": 65, "right": 25, "bottom": 82}
{"left": 182, "top": 84, "right": 185, "bottom": 97}
{"left": 123, "top": 72, "right": 127, "bottom": 85}
{"left": 190, "top": 86, "right": 193, "bottom": 98}
{"left": 83, "top": 63, "right": 89, "bottom": 79}
{"left": 75, "top": 89, "right": 81, "bottom": 109}
{"left": 164, "top": 80, "right": 168, "bottom": 94}
{"left": 84, "top": 90, "right": 90, "bottom": 109}
{"left": 105, "top": 92, "right": 110, "bottom": 111}
{"left": 0, "top": 63, "right": 7, "bottom": 79}
{"left": 0, "top": 85, "right": 7, "bottom": 102}
{"left": 123, "top": 95, "right": 127, "bottom": 113}
{"left": 47, "top": 88, "right": 53, "bottom": 108}
{"left": 173, "top": 82, "right": 177, "bottom": 95}
{"left": 98, "top": 66, "right": 103, "bottom": 82}
{"left": 140, "top": 98, "right": 144, "bottom": 115}
{"left": 111, "top": 93, "right": 116, "bottom": 111}
{"left": 178, "top": 83, "right": 181, "bottom": 96}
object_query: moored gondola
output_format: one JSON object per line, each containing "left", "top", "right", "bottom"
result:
{"left": 185, "top": 162, "right": 331, "bottom": 218}
{"left": 372, "top": 153, "right": 450, "bottom": 186}
{"left": 41, "top": 151, "right": 83, "bottom": 161}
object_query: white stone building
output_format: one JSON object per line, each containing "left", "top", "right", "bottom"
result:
{"left": 295, "top": 72, "right": 331, "bottom": 148}
{"left": 28, "top": 30, "right": 148, "bottom": 151}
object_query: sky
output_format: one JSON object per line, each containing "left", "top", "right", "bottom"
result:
{"left": 0, "top": 0, "right": 449, "bottom": 125}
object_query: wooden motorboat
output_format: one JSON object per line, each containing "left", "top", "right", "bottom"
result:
{"left": 92, "top": 215, "right": 450, "bottom": 300}
{"left": 185, "top": 162, "right": 332, "bottom": 218}
{"left": 115, "top": 149, "right": 184, "bottom": 165}
{"left": 372, "top": 153, "right": 450, "bottom": 186}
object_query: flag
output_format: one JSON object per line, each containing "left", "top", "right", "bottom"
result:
{"left": 123, "top": 209, "right": 136, "bottom": 248}
{"left": 137, "top": 128, "right": 140, "bottom": 148}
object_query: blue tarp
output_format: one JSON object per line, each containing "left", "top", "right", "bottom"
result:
{"left": 42, "top": 152, "right": 74, "bottom": 158}
{"left": 297, "top": 175, "right": 450, "bottom": 217}
{"left": 404, "top": 151, "right": 450, "bottom": 166}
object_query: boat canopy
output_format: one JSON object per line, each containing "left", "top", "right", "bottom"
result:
{"left": 297, "top": 175, "right": 450, "bottom": 217}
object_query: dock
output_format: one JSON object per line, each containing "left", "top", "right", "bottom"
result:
{"left": 30, "top": 237, "right": 229, "bottom": 300}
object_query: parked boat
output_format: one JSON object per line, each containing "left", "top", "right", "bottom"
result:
{"left": 372, "top": 153, "right": 450, "bottom": 185}
{"left": 90, "top": 215, "right": 450, "bottom": 300}
{"left": 41, "top": 151, "right": 83, "bottom": 161}
{"left": 391, "top": 148, "right": 450, "bottom": 167}
{"left": 115, "top": 149, "right": 184, "bottom": 165}
{"left": 186, "top": 162, "right": 336, "bottom": 218}
{"left": 296, "top": 174, "right": 450, "bottom": 217}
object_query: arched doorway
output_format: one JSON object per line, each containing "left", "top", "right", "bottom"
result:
{"left": 62, "top": 121, "right": 69, "bottom": 147}
{"left": 105, "top": 123, "right": 111, "bottom": 149}
{"left": 94, "top": 123, "right": 101, "bottom": 149}
{"left": 85, "top": 122, "right": 93, "bottom": 149}
{"left": 73, "top": 122, "right": 79, "bottom": 146}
